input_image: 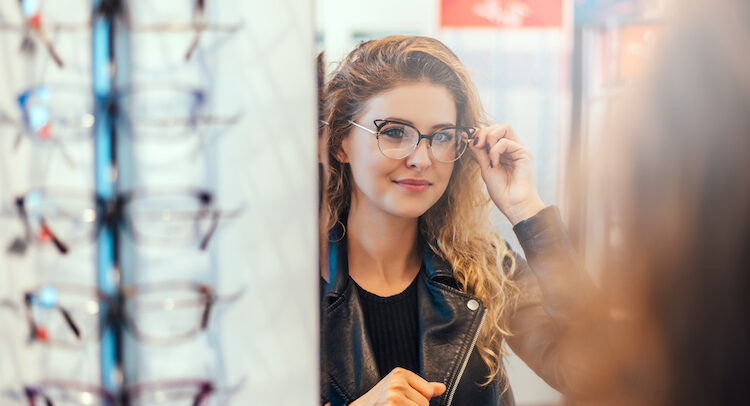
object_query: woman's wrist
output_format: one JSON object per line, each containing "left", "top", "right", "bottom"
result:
{"left": 505, "top": 196, "right": 546, "bottom": 226}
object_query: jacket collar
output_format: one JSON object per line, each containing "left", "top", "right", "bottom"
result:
{"left": 323, "top": 224, "right": 456, "bottom": 300}
{"left": 323, "top": 225, "right": 486, "bottom": 405}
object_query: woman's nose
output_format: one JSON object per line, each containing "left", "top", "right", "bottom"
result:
{"left": 405, "top": 138, "right": 432, "bottom": 169}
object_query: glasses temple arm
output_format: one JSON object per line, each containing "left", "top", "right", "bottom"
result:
{"left": 199, "top": 211, "right": 220, "bottom": 250}
{"left": 59, "top": 307, "right": 82, "bottom": 339}
{"left": 14, "top": 197, "right": 32, "bottom": 244}
{"left": 184, "top": 0, "right": 206, "bottom": 60}
{"left": 200, "top": 299, "right": 212, "bottom": 329}
{"left": 39, "top": 217, "right": 69, "bottom": 254}
{"left": 348, "top": 120, "right": 377, "bottom": 135}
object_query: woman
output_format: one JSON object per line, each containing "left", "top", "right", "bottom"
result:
{"left": 319, "top": 36, "right": 594, "bottom": 406}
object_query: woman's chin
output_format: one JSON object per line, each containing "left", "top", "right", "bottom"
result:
{"left": 387, "top": 204, "right": 432, "bottom": 219}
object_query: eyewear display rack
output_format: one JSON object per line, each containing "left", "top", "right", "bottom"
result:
{"left": 1, "top": 0, "right": 320, "bottom": 403}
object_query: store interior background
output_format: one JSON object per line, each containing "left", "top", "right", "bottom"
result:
{"left": 0, "top": 0, "right": 662, "bottom": 405}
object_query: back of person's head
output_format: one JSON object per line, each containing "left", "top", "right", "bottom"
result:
{"left": 602, "top": 0, "right": 750, "bottom": 403}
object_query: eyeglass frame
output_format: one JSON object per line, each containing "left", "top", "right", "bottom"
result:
{"left": 346, "top": 119, "right": 477, "bottom": 163}
{"left": 17, "top": 280, "right": 243, "bottom": 347}
{"left": 15, "top": 376, "right": 245, "bottom": 406}
{"left": 23, "top": 379, "right": 215, "bottom": 406}
{"left": 10, "top": 187, "right": 236, "bottom": 256}
{"left": 0, "top": 0, "right": 243, "bottom": 68}
{"left": 2, "top": 84, "right": 242, "bottom": 143}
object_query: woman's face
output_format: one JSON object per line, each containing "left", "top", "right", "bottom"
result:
{"left": 340, "top": 81, "right": 457, "bottom": 219}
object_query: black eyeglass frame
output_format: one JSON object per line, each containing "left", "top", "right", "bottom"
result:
{"left": 348, "top": 119, "right": 477, "bottom": 163}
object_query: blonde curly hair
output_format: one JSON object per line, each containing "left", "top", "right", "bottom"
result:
{"left": 321, "top": 35, "right": 520, "bottom": 386}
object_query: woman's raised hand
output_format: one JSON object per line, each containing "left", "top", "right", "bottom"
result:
{"left": 469, "top": 124, "right": 545, "bottom": 225}
{"left": 350, "top": 367, "right": 446, "bottom": 406}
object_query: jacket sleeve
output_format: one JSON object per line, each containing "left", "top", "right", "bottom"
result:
{"left": 506, "top": 206, "right": 614, "bottom": 399}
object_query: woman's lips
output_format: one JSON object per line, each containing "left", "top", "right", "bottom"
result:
{"left": 393, "top": 179, "right": 432, "bottom": 193}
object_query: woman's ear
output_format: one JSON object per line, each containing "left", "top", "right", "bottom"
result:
{"left": 335, "top": 138, "right": 350, "bottom": 163}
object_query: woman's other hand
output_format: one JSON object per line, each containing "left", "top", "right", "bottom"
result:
{"left": 469, "top": 124, "right": 545, "bottom": 225}
{"left": 350, "top": 367, "right": 446, "bottom": 406}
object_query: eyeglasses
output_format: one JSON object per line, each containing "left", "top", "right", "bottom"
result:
{"left": 0, "top": 85, "right": 241, "bottom": 168}
{"left": 5, "top": 281, "right": 243, "bottom": 347}
{"left": 117, "top": 85, "right": 241, "bottom": 142}
{"left": 17, "top": 377, "right": 242, "bottom": 406}
{"left": 348, "top": 119, "right": 476, "bottom": 163}
{"left": 0, "top": 0, "right": 243, "bottom": 70}
{"left": 0, "top": 85, "right": 95, "bottom": 167}
{"left": 9, "top": 188, "right": 242, "bottom": 256}
{"left": 0, "top": 0, "right": 91, "bottom": 68}
{"left": 122, "top": 0, "right": 244, "bottom": 62}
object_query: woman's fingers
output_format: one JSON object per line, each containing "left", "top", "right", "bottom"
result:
{"left": 430, "top": 382, "right": 447, "bottom": 396}
{"left": 393, "top": 368, "right": 435, "bottom": 399}
{"left": 488, "top": 138, "right": 528, "bottom": 169}
{"left": 401, "top": 385, "right": 431, "bottom": 406}
{"left": 470, "top": 124, "right": 525, "bottom": 170}
{"left": 473, "top": 124, "right": 515, "bottom": 149}
{"left": 352, "top": 368, "right": 445, "bottom": 406}
{"left": 469, "top": 136, "right": 492, "bottom": 170}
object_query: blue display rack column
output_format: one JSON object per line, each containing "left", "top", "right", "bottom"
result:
{"left": 92, "top": 0, "right": 126, "bottom": 393}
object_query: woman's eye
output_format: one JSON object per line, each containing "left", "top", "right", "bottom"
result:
{"left": 433, "top": 131, "right": 455, "bottom": 143}
{"left": 380, "top": 127, "right": 405, "bottom": 139}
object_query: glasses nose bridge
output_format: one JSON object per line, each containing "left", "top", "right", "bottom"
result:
{"left": 409, "top": 131, "right": 435, "bottom": 160}
{"left": 416, "top": 130, "right": 435, "bottom": 147}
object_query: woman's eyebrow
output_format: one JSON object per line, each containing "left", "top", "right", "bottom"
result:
{"left": 382, "top": 117, "right": 457, "bottom": 130}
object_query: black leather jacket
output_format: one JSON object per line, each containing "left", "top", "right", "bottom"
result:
{"left": 321, "top": 206, "right": 594, "bottom": 405}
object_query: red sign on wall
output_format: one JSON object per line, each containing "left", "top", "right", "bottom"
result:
{"left": 441, "top": 0, "right": 563, "bottom": 28}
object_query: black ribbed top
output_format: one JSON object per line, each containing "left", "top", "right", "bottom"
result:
{"left": 354, "top": 272, "right": 421, "bottom": 377}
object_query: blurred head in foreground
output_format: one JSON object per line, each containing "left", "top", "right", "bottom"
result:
{"left": 597, "top": 0, "right": 750, "bottom": 404}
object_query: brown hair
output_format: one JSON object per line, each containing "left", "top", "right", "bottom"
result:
{"left": 321, "top": 35, "right": 520, "bottom": 385}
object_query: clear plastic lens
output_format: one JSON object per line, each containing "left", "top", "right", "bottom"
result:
{"left": 28, "top": 287, "right": 100, "bottom": 346}
{"left": 24, "top": 191, "right": 97, "bottom": 248}
{"left": 119, "top": 89, "right": 205, "bottom": 141}
{"left": 22, "top": 88, "right": 94, "bottom": 143}
{"left": 377, "top": 124, "right": 469, "bottom": 162}
{"left": 132, "top": 383, "right": 206, "bottom": 406}
{"left": 32, "top": 385, "right": 107, "bottom": 406}
{"left": 126, "top": 285, "right": 206, "bottom": 343}
{"left": 127, "top": 194, "right": 212, "bottom": 247}
{"left": 377, "top": 124, "right": 418, "bottom": 159}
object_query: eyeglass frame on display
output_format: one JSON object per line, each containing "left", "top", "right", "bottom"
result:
{"left": 2, "top": 376, "right": 246, "bottom": 406}
{"left": 0, "top": 0, "right": 243, "bottom": 69}
{"left": 7, "top": 188, "right": 243, "bottom": 256}
{"left": 0, "top": 280, "right": 244, "bottom": 347}
{"left": 338, "top": 119, "right": 477, "bottom": 163}
{"left": 0, "top": 84, "right": 241, "bottom": 168}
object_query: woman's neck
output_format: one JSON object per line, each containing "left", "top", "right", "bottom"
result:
{"left": 346, "top": 198, "right": 421, "bottom": 296}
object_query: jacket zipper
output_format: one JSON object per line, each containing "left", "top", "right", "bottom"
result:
{"left": 445, "top": 307, "right": 487, "bottom": 406}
